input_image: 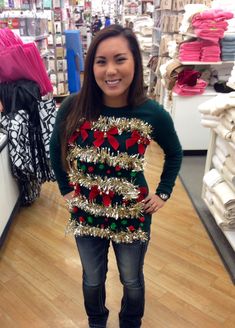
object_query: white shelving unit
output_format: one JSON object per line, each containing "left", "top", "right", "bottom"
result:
{"left": 202, "top": 130, "right": 235, "bottom": 251}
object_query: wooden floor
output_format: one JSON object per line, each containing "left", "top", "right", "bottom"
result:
{"left": 0, "top": 142, "right": 235, "bottom": 328}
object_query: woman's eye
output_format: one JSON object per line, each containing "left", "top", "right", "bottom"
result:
{"left": 117, "top": 57, "right": 126, "bottom": 62}
{"left": 96, "top": 60, "right": 106, "bottom": 65}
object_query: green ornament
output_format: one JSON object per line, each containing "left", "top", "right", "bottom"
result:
{"left": 121, "top": 220, "right": 127, "bottom": 225}
{"left": 110, "top": 222, "right": 117, "bottom": 230}
{"left": 117, "top": 172, "right": 122, "bottom": 176}
{"left": 99, "top": 164, "right": 105, "bottom": 170}
{"left": 87, "top": 216, "right": 93, "bottom": 223}
{"left": 81, "top": 164, "right": 86, "bottom": 171}
{"left": 130, "top": 171, "right": 137, "bottom": 177}
{"left": 140, "top": 223, "right": 144, "bottom": 227}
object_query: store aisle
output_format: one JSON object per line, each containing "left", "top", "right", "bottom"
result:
{"left": 0, "top": 142, "right": 235, "bottom": 328}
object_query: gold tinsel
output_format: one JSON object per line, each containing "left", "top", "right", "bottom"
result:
{"left": 67, "top": 195, "right": 144, "bottom": 219}
{"left": 67, "top": 146, "right": 144, "bottom": 172}
{"left": 92, "top": 116, "right": 152, "bottom": 138}
{"left": 68, "top": 170, "right": 140, "bottom": 200}
{"left": 65, "top": 220, "right": 149, "bottom": 243}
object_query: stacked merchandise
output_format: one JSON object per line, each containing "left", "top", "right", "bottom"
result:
{"left": 221, "top": 35, "right": 235, "bottom": 62}
{"left": 133, "top": 16, "right": 153, "bottom": 87}
{"left": 212, "top": 0, "right": 235, "bottom": 34}
{"left": 227, "top": 62, "right": 235, "bottom": 89}
{"left": 200, "top": 91, "right": 235, "bottom": 232}
{"left": 199, "top": 91, "right": 235, "bottom": 141}
{"left": 179, "top": 5, "right": 233, "bottom": 63}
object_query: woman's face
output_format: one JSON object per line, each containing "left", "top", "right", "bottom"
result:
{"left": 93, "top": 36, "right": 135, "bottom": 107}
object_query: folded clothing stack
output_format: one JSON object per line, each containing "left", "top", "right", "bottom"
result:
{"left": 199, "top": 93, "right": 235, "bottom": 142}
{"left": 203, "top": 166, "right": 235, "bottom": 230}
{"left": 192, "top": 9, "right": 233, "bottom": 42}
{"left": 221, "top": 34, "right": 235, "bottom": 61}
{"left": 179, "top": 40, "right": 201, "bottom": 62}
{"left": 179, "top": 39, "right": 221, "bottom": 62}
{"left": 173, "top": 69, "right": 207, "bottom": 95}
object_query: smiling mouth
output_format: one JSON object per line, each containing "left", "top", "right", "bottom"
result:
{"left": 105, "top": 79, "right": 121, "bottom": 85}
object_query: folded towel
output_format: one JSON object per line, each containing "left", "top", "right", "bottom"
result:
{"left": 215, "top": 146, "right": 227, "bottom": 164}
{"left": 226, "top": 108, "right": 235, "bottom": 122}
{"left": 203, "top": 168, "right": 223, "bottom": 189}
{"left": 216, "top": 135, "right": 230, "bottom": 157}
{"left": 221, "top": 116, "right": 235, "bottom": 131}
{"left": 214, "top": 124, "right": 232, "bottom": 140}
{"left": 201, "top": 118, "right": 219, "bottom": 128}
{"left": 231, "top": 131, "right": 235, "bottom": 143}
{"left": 212, "top": 205, "right": 235, "bottom": 230}
{"left": 213, "top": 181, "right": 235, "bottom": 209}
{"left": 212, "top": 154, "right": 224, "bottom": 173}
{"left": 222, "top": 165, "right": 235, "bottom": 186}
{"left": 225, "top": 156, "right": 235, "bottom": 174}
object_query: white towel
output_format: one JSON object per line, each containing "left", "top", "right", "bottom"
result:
{"left": 201, "top": 119, "right": 219, "bottom": 128}
{"left": 213, "top": 181, "right": 235, "bottom": 209}
{"left": 215, "top": 146, "right": 226, "bottom": 164}
{"left": 226, "top": 108, "right": 235, "bottom": 122}
{"left": 212, "top": 193, "right": 235, "bottom": 220}
{"left": 225, "top": 156, "right": 235, "bottom": 174}
{"left": 222, "top": 165, "right": 235, "bottom": 186}
{"left": 212, "top": 205, "right": 235, "bottom": 230}
{"left": 214, "top": 124, "right": 232, "bottom": 140}
{"left": 216, "top": 136, "right": 230, "bottom": 157}
{"left": 231, "top": 131, "right": 235, "bottom": 143}
{"left": 203, "top": 168, "right": 223, "bottom": 189}
{"left": 205, "top": 188, "right": 213, "bottom": 205}
{"left": 212, "top": 155, "right": 224, "bottom": 173}
{"left": 221, "top": 116, "right": 235, "bottom": 132}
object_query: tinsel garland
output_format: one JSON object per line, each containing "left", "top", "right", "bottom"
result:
{"left": 92, "top": 116, "right": 152, "bottom": 138}
{"left": 65, "top": 220, "right": 149, "bottom": 243}
{"left": 67, "top": 146, "right": 144, "bottom": 172}
{"left": 68, "top": 170, "right": 140, "bottom": 200}
{"left": 67, "top": 195, "right": 144, "bottom": 219}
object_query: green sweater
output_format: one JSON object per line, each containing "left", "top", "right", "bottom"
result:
{"left": 50, "top": 95, "right": 182, "bottom": 243}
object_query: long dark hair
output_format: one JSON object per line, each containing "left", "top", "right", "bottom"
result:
{"left": 61, "top": 24, "right": 147, "bottom": 168}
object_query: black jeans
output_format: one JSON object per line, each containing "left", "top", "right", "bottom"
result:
{"left": 75, "top": 236, "right": 149, "bottom": 328}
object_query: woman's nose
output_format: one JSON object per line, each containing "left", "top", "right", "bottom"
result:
{"left": 106, "top": 63, "right": 117, "bottom": 75}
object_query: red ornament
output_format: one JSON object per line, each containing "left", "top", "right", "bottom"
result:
{"left": 72, "top": 207, "right": 79, "bottom": 213}
{"left": 106, "top": 169, "right": 111, "bottom": 174}
{"left": 139, "top": 217, "right": 145, "bottom": 222}
{"left": 115, "top": 165, "right": 121, "bottom": 171}
{"left": 74, "top": 184, "right": 81, "bottom": 196}
{"left": 137, "top": 186, "right": 148, "bottom": 202}
{"left": 79, "top": 216, "right": 85, "bottom": 222}
{"left": 88, "top": 166, "right": 94, "bottom": 173}
{"left": 128, "top": 225, "right": 135, "bottom": 232}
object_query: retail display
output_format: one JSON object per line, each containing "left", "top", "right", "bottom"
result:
{"left": 200, "top": 91, "right": 235, "bottom": 251}
{"left": 0, "top": 80, "right": 57, "bottom": 205}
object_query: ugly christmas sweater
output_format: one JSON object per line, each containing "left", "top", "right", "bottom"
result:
{"left": 50, "top": 95, "right": 182, "bottom": 243}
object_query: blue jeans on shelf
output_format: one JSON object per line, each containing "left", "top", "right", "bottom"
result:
{"left": 75, "top": 236, "right": 149, "bottom": 328}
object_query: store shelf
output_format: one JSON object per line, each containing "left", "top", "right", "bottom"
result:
{"left": 180, "top": 61, "right": 223, "bottom": 65}
{"left": 21, "top": 34, "right": 49, "bottom": 43}
{"left": 172, "top": 86, "right": 218, "bottom": 97}
{"left": 204, "top": 197, "right": 235, "bottom": 251}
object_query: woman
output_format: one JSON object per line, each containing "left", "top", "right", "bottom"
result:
{"left": 50, "top": 25, "right": 182, "bottom": 328}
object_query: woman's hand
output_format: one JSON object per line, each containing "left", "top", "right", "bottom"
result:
{"left": 143, "top": 193, "right": 166, "bottom": 214}
{"left": 63, "top": 190, "right": 75, "bottom": 201}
